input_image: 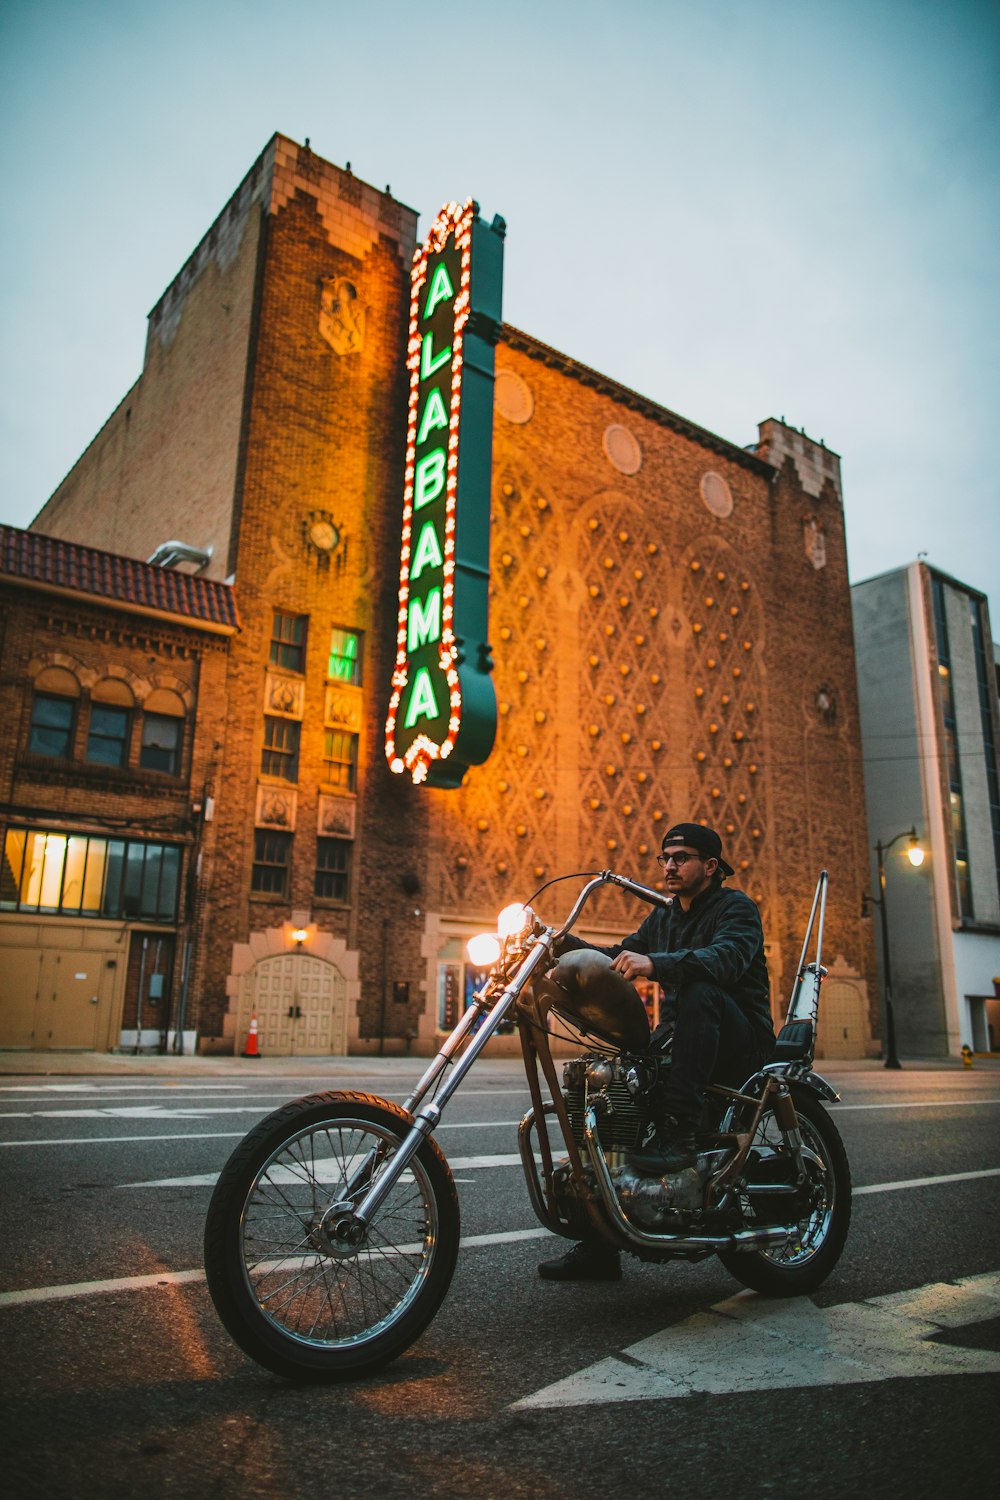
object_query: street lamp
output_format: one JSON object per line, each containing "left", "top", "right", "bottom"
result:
{"left": 867, "top": 827, "right": 924, "bottom": 1069}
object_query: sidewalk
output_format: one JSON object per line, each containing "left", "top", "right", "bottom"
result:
{"left": 0, "top": 1049, "right": 439, "bottom": 1078}
{"left": 1, "top": 1048, "right": 997, "bottom": 1078}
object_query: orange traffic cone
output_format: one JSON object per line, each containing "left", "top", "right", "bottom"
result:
{"left": 243, "top": 1011, "right": 261, "bottom": 1058}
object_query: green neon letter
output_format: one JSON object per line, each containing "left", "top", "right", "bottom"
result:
{"left": 420, "top": 332, "right": 452, "bottom": 380}
{"left": 403, "top": 667, "right": 440, "bottom": 728}
{"left": 417, "top": 386, "right": 449, "bottom": 445}
{"left": 410, "top": 520, "right": 444, "bottom": 580}
{"left": 408, "top": 588, "right": 442, "bottom": 653}
{"left": 423, "top": 262, "right": 455, "bottom": 320}
{"left": 414, "top": 448, "right": 446, "bottom": 509}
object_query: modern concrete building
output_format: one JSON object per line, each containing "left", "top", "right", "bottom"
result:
{"left": 852, "top": 563, "right": 1000, "bottom": 1057}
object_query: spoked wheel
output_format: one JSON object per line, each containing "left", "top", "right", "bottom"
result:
{"left": 204, "top": 1091, "right": 460, "bottom": 1379}
{"left": 719, "top": 1087, "right": 851, "bottom": 1295}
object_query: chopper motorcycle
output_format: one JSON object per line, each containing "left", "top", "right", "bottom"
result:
{"left": 204, "top": 868, "right": 850, "bottom": 1379}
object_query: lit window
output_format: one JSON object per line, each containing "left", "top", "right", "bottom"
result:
{"left": 323, "top": 729, "right": 358, "bottom": 791}
{"left": 87, "top": 705, "right": 130, "bottom": 767}
{"left": 328, "top": 628, "right": 362, "bottom": 685}
{"left": 315, "top": 837, "right": 351, "bottom": 902}
{"left": 29, "top": 694, "right": 75, "bottom": 758}
{"left": 1, "top": 828, "right": 179, "bottom": 919}
{"left": 270, "top": 611, "right": 307, "bottom": 673}
{"left": 252, "top": 831, "right": 292, "bottom": 896}
{"left": 261, "top": 717, "right": 300, "bottom": 782}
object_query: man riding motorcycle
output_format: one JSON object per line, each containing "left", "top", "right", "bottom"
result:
{"left": 539, "top": 821, "right": 776, "bottom": 1282}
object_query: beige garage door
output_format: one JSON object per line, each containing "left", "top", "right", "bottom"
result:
{"left": 0, "top": 945, "right": 117, "bottom": 1050}
{"left": 241, "top": 954, "right": 348, "bottom": 1056}
{"left": 817, "top": 977, "right": 869, "bottom": 1059}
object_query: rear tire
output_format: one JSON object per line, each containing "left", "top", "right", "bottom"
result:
{"left": 204, "top": 1091, "right": 460, "bottom": 1379}
{"left": 718, "top": 1088, "right": 851, "bottom": 1295}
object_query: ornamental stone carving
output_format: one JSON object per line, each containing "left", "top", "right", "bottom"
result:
{"left": 324, "top": 685, "right": 363, "bottom": 729}
{"left": 265, "top": 672, "right": 304, "bottom": 718}
{"left": 317, "top": 794, "right": 357, "bottom": 838}
{"left": 255, "top": 786, "right": 297, "bottom": 830}
{"left": 803, "top": 515, "right": 827, "bottom": 570}
{"left": 319, "top": 277, "right": 365, "bottom": 355}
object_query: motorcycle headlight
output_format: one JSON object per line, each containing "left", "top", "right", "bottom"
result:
{"left": 497, "top": 902, "right": 533, "bottom": 940}
{"left": 467, "top": 932, "right": 502, "bottom": 968}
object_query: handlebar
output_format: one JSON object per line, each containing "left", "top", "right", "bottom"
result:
{"left": 552, "top": 868, "right": 672, "bottom": 945}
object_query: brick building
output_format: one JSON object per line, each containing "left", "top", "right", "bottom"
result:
{"left": 15, "top": 132, "right": 878, "bottom": 1057}
{"left": 0, "top": 526, "right": 237, "bottom": 1050}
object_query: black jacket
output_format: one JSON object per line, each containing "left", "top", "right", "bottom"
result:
{"left": 567, "top": 880, "right": 775, "bottom": 1039}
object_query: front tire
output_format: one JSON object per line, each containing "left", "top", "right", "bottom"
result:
{"left": 718, "top": 1087, "right": 851, "bottom": 1295}
{"left": 204, "top": 1091, "right": 460, "bottom": 1379}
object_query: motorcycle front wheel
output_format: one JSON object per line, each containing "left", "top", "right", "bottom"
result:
{"left": 203, "top": 1090, "right": 460, "bottom": 1380}
{"left": 718, "top": 1087, "right": 851, "bottom": 1295}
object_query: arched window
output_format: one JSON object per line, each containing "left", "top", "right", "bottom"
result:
{"left": 29, "top": 667, "right": 80, "bottom": 758}
{"left": 140, "top": 689, "right": 185, "bottom": 775}
{"left": 87, "top": 679, "right": 134, "bottom": 768}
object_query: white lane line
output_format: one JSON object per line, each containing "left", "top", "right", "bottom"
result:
{"left": 0, "top": 1119, "right": 526, "bottom": 1148}
{"left": 0, "top": 1107, "right": 525, "bottom": 1123}
{"left": 854, "top": 1167, "right": 1000, "bottom": 1194}
{"left": 0, "top": 1227, "right": 556, "bottom": 1309}
{"left": 1, "top": 1095, "right": 996, "bottom": 1124}
{"left": 124, "top": 1152, "right": 528, "bottom": 1187}
{"left": 0, "top": 1083, "right": 532, "bottom": 1098}
{"left": 121, "top": 1161, "right": 1000, "bottom": 1192}
{"left": 0, "top": 1131, "right": 250, "bottom": 1148}
{"left": 835, "top": 1099, "right": 1000, "bottom": 1111}
{"left": 510, "top": 1271, "right": 1000, "bottom": 1408}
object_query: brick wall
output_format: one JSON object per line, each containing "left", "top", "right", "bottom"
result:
{"left": 192, "top": 157, "right": 421, "bottom": 1043}
{"left": 0, "top": 578, "right": 232, "bottom": 1035}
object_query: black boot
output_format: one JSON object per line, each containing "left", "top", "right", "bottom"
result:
{"left": 625, "top": 1115, "right": 699, "bottom": 1177}
{"left": 538, "top": 1240, "right": 622, "bottom": 1282}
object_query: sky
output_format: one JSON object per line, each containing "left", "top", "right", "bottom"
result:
{"left": 1, "top": 0, "right": 998, "bottom": 626}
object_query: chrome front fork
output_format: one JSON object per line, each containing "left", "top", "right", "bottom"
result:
{"left": 346, "top": 936, "right": 553, "bottom": 1228}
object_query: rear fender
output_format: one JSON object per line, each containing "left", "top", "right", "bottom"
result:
{"left": 753, "top": 1064, "right": 840, "bottom": 1104}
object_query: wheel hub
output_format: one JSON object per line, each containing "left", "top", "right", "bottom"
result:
{"left": 310, "top": 1200, "right": 368, "bottom": 1259}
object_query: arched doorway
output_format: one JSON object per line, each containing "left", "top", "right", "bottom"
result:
{"left": 240, "top": 953, "right": 348, "bottom": 1056}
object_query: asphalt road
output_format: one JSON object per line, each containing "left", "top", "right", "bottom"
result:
{"left": 1, "top": 1057, "right": 998, "bottom": 1499}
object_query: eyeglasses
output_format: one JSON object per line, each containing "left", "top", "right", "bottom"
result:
{"left": 656, "top": 851, "right": 700, "bottom": 869}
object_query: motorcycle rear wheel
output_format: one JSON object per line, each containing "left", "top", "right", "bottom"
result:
{"left": 204, "top": 1091, "right": 460, "bottom": 1380}
{"left": 718, "top": 1089, "right": 851, "bottom": 1295}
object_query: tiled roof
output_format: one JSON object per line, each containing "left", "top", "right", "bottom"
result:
{"left": 0, "top": 524, "right": 239, "bottom": 632}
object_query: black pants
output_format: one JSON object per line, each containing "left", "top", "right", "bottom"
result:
{"left": 662, "top": 979, "right": 774, "bottom": 1125}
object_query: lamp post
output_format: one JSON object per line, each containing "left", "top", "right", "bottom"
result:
{"left": 871, "top": 827, "right": 924, "bottom": 1070}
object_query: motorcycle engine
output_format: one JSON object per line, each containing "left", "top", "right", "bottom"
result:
{"left": 554, "top": 1053, "right": 706, "bottom": 1231}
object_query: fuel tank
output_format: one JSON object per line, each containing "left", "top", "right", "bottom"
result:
{"left": 545, "top": 949, "right": 652, "bottom": 1052}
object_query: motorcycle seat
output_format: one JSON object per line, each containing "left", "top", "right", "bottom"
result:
{"left": 770, "top": 1019, "right": 814, "bottom": 1061}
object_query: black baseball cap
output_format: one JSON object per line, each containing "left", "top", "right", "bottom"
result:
{"left": 661, "top": 822, "right": 735, "bottom": 878}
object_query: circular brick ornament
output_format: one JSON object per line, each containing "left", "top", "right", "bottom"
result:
{"left": 494, "top": 370, "right": 534, "bottom": 424}
{"left": 700, "top": 471, "right": 734, "bottom": 518}
{"left": 603, "top": 424, "right": 642, "bottom": 475}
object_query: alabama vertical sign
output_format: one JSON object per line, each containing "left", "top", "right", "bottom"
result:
{"left": 385, "top": 201, "right": 505, "bottom": 788}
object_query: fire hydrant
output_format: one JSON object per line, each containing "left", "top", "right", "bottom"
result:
{"left": 961, "top": 1044, "right": 973, "bottom": 1068}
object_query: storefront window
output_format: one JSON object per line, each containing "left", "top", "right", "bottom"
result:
{"left": 0, "top": 828, "right": 180, "bottom": 920}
